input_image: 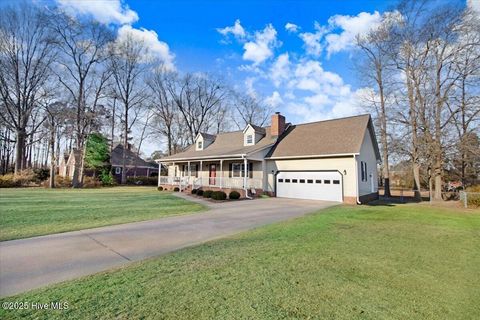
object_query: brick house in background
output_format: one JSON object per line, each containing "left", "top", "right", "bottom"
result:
{"left": 110, "top": 144, "right": 158, "bottom": 183}
{"left": 58, "top": 149, "right": 81, "bottom": 179}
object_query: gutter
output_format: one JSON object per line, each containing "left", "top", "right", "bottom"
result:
{"left": 354, "top": 154, "right": 361, "bottom": 204}
{"left": 266, "top": 153, "right": 359, "bottom": 160}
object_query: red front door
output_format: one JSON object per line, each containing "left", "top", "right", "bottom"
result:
{"left": 209, "top": 164, "right": 216, "bottom": 185}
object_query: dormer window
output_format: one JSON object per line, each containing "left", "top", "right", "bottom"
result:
{"left": 243, "top": 123, "right": 265, "bottom": 146}
{"left": 197, "top": 141, "right": 203, "bottom": 150}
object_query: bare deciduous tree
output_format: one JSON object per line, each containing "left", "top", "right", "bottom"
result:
{"left": 231, "top": 92, "right": 271, "bottom": 130}
{"left": 109, "top": 33, "right": 149, "bottom": 184}
{"left": 52, "top": 12, "right": 113, "bottom": 187}
{"left": 0, "top": 2, "right": 56, "bottom": 174}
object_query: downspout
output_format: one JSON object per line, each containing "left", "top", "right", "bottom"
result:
{"left": 354, "top": 155, "right": 362, "bottom": 204}
{"left": 243, "top": 155, "right": 252, "bottom": 199}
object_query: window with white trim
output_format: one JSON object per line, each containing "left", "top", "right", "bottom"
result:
{"left": 229, "top": 162, "right": 253, "bottom": 178}
{"left": 246, "top": 134, "right": 253, "bottom": 144}
{"left": 197, "top": 141, "right": 203, "bottom": 149}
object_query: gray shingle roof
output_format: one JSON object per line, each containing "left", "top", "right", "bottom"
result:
{"left": 267, "top": 114, "right": 380, "bottom": 159}
{"left": 159, "top": 127, "right": 276, "bottom": 161}
{"left": 159, "top": 114, "right": 380, "bottom": 162}
{"left": 111, "top": 144, "right": 157, "bottom": 168}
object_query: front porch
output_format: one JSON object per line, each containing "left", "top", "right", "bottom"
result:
{"left": 158, "top": 158, "right": 265, "bottom": 197}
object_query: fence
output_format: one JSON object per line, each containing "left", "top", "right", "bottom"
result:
{"left": 459, "top": 191, "right": 480, "bottom": 209}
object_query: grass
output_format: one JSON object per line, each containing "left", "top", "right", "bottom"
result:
{"left": 1, "top": 203, "right": 478, "bottom": 319}
{"left": 0, "top": 187, "right": 204, "bottom": 241}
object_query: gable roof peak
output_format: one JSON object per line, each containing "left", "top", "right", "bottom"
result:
{"left": 243, "top": 123, "right": 266, "bottom": 134}
{"left": 196, "top": 132, "right": 216, "bottom": 141}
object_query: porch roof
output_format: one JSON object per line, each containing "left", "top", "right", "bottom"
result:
{"left": 157, "top": 128, "right": 276, "bottom": 162}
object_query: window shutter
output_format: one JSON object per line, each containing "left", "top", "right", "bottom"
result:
{"left": 249, "top": 162, "right": 253, "bottom": 178}
{"left": 361, "top": 161, "right": 364, "bottom": 181}
{"left": 229, "top": 163, "right": 232, "bottom": 178}
{"left": 365, "top": 162, "right": 368, "bottom": 181}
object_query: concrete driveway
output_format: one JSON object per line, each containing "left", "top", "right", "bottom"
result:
{"left": 0, "top": 194, "right": 336, "bottom": 297}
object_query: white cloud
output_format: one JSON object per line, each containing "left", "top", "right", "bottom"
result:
{"left": 56, "top": 0, "right": 138, "bottom": 25}
{"left": 264, "top": 91, "right": 283, "bottom": 108}
{"left": 468, "top": 0, "right": 480, "bottom": 14}
{"left": 285, "top": 22, "right": 299, "bottom": 33}
{"left": 299, "top": 22, "right": 326, "bottom": 56}
{"left": 244, "top": 77, "right": 257, "bottom": 98}
{"left": 217, "top": 19, "right": 246, "bottom": 39}
{"left": 117, "top": 25, "right": 175, "bottom": 70}
{"left": 243, "top": 24, "right": 279, "bottom": 65}
{"left": 273, "top": 59, "right": 368, "bottom": 122}
{"left": 270, "top": 53, "right": 290, "bottom": 87}
{"left": 324, "top": 11, "right": 382, "bottom": 56}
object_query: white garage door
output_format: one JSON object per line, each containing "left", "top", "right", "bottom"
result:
{"left": 276, "top": 171, "right": 343, "bottom": 202}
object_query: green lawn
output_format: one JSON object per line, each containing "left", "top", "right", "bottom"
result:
{"left": 0, "top": 187, "right": 204, "bottom": 241}
{"left": 1, "top": 203, "right": 478, "bottom": 319}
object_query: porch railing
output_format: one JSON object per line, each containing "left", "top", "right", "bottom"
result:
{"left": 160, "top": 176, "right": 263, "bottom": 190}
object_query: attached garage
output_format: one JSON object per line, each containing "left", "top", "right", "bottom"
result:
{"left": 276, "top": 171, "right": 343, "bottom": 202}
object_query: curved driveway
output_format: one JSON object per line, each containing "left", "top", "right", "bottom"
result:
{"left": 0, "top": 194, "right": 336, "bottom": 297}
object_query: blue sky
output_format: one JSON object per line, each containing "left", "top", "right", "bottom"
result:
{"left": 49, "top": 0, "right": 408, "bottom": 126}
{"left": 17, "top": 0, "right": 471, "bottom": 154}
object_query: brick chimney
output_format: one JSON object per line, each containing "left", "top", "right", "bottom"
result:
{"left": 271, "top": 112, "right": 285, "bottom": 137}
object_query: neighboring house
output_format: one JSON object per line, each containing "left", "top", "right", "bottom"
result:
{"left": 59, "top": 144, "right": 158, "bottom": 182}
{"left": 157, "top": 112, "right": 381, "bottom": 204}
{"left": 59, "top": 149, "right": 81, "bottom": 179}
{"left": 110, "top": 144, "right": 158, "bottom": 183}
{"left": 58, "top": 153, "right": 70, "bottom": 177}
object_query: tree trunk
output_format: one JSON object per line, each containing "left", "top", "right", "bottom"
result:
{"left": 49, "top": 125, "right": 56, "bottom": 188}
{"left": 14, "top": 129, "right": 26, "bottom": 174}
{"left": 406, "top": 71, "right": 422, "bottom": 201}
{"left": 121, "top": 108, "right": 128, "bottom": 185}
{"left": 377, "top": 71, "right": 391, "bottom": 197}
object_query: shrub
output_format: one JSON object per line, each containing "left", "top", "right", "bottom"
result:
{"left": 100, "top": 170, "right": 115, "bottom": 186}
{"left": 126, "top": 176, "right": 157, "bottom": 186}
{"left": 467, "top": 185, "right": 480, "bottom": 192}
{"left": 33, "top": 168, "right": 50, "bottom": 182}
{"left": 211, "top": 191, "right": 227, "bottom": 200}
{"left": 17, "top": 170, "right": 37, "bottom": 186}
{"left": 83, "top": 176, "right": 101, "bottom": 188}
{"left": 203, "top": 190, "right": 213, "bottom": 198}
{"left": 41, "top": 176, "right": 72, "bottom": 188}
{"left": 157, "top": 186, "right": 163, "bottom": 191}
{"left": 191, "top": 189, "right": 197, "bottom": 194}
{"left": 173, "top": 187, "right": 180, "bottom": 192}
{"left": 467, "top": 194, "right": 480, "bottom": 207}
{"left": 196, "top": 189, "right": 204, "bottom": 196}
{"left": 0, "top": 174, "right": 20, "bottom": 188}
{"left": 229, "top": 190, "right": 241, "bottom": 200}
{"left": 0, "top": 170, "right": 37, "bottom": 187}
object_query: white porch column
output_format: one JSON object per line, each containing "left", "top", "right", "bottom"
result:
{"left": 220, "top": 159, "right": 223, "bottom": 189}
{"left": 243, "top": 157, "right": 248, "bottom": 189}
{"left": 261, "top": 160, "right": 266, "bottom": 190}
{"left": 188, "top": 161, "right": 191, "bottom": 185}
{"left": 200, "top": 160, "right": 203, "bottom": 186}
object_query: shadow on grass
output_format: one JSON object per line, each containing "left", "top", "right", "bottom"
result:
{"left": 367, "top": 196, "right": 430, "bottom": 207}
